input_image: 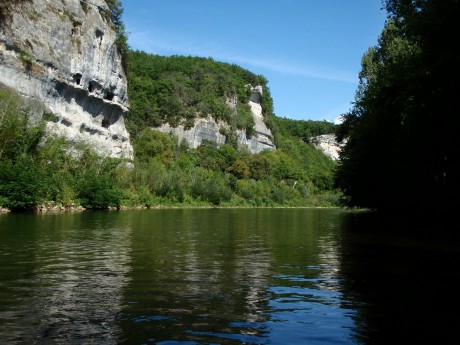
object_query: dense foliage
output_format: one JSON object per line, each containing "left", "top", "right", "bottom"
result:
{"left": 335, "top": 0, "right": 459, "bottom": 216}
{"left": 122, "top": 51, "right": 339, "bottom": 207}
{"left": 0, "top": 86, "right": 338, "bottom": 210}
{"left": 273, "top": 117, "right": 336, "bottom": 143}
{"left": 127, "top": 51, "right": 270, "bottom": 138}
{"left": 0, "top": 89, "right": 123, "bottom": 210}
{"left": 119, "top": 125, "right": 338, "bottom": 207}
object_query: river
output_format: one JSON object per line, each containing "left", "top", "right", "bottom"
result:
{"left": 0, "top": 208, "right": 458, "bottom": 344}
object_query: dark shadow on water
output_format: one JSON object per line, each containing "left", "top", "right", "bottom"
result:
{"left": 338, "top": 210, "right": 460, "bottom": 345}
{"left": 343, "top": 208, "right": 456, "bottom": 235}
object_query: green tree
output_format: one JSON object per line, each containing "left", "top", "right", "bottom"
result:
{"left": 126, "top": 52, "right": 270, "bottom": 137}
{"left": 74, "top": 149, "right": 123, "bottom": 209}
{"left": 36, "top": 136, "right": 77, "bottom": 206}
{"left": 335, "top": 0, "right": 459, "bottom": 216}
{"left": 0, "top": 157, "right": 48, "bottom": 210}
{"left": 134, "top": 129, "right": 174, "bottom": 164}
{"left": 77, "top": 172, "right": 122, "bottom": 209}
{"left": 191, "top": 169, "right": 232, "bottom": 205}
{"left": 0, "top": 88, "right": 43, "bottom": 159}
{"left": 227, "top": 159, "right": 250, "bottom": 179}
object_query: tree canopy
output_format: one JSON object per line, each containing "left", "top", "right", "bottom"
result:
{"left": 273, "top": 117, "right": 336, "bottom": 143}
{"left": 334, "top": 0, "right": 459, "bottom": 217}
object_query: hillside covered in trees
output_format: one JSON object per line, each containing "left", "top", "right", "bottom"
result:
{"left": 120, "top": 52, "right": 340, "bottom": 207}
{"left": 127, "top": 51, "right": 271, "bottom": 139}
{"left": 0, "top": 51, "right": 338, "bottom": 210}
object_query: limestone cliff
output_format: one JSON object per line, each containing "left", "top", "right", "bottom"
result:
{"left": 311, "top": 134, "right": 345, "bottom": 161}
{"left": 0, "top": 0, "right": 133, "bottom": 159}
{"left": 157, "top": 85, "right": 276, "bottom": 154}
{"left": 242, "top": 85, "right": 276, "bottom": 153}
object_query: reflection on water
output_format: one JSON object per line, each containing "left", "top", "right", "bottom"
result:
{"left": 1, "top": 208, "right": 458, "bottom": 344}
{"left": 0, "top": 212, "right": 132, "bottom": 344}
{"left": 338, "top": 211, "right": 460, "bottom": 345}
{"left": 114, "top": 208, "right": 357, "bottom": 344}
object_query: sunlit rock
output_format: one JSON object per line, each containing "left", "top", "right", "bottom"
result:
{"left": 0, "top": 0, "right": 133, "bottom": 159}
{"left": 311, "top": 134, "right": 345, "bottom": 161}
{"left": 157, "top": 85, "right": 276, "bottom": 154}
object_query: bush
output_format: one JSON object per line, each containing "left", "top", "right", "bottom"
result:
{"left": 134, "top": 129, "right": 174, "bottom": 164}
{"left": 77, "top": 172, "right": 122, "bottom": 209}
{"left": 191, "top": 169, "right": 232, "bottom": 205}
{"left": 0, "top": 88, "right": 44, "bottom": 159}
{"left": 0, "top": 157, "right": 47, "bottom": 210}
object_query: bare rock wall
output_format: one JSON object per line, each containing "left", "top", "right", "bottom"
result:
{"left": 0, "top": 0, "right": 133, "bottom": 159}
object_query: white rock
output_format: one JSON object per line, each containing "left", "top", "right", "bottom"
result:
{"left": 0, "top": 0, "right": 133, "bottom": 159}
{"left": 157, "top": 85, "right": 276, "bottom": 154}
{"left": 311, "top": 134, "right": 345, "bottom": 161}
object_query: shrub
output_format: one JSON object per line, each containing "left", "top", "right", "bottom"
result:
{"left": 134, "top": 129, "right": 174, "bottom": 164}
{"left": 191, "top": 169, "right": 232, "bottom": 205}
{"left": 0, "top": 157, "right": 47, "bottom": 210}
{"left": 77, "top": 172, "right": 122, "bottom": 209}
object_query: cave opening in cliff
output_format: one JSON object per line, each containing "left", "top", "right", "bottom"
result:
{"left": 105, "top": 91, "right": 114, "bottom": 101}
{"left": 74, "top": 73, "right": 82, "bottom": 85}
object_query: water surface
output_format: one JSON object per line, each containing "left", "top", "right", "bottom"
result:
{"left": 0, "top": 208, "right": 458, "bottom": 344}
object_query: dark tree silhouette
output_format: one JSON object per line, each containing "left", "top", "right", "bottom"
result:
{"left": 335, "top": 0, "right": 459, "bottom": 219}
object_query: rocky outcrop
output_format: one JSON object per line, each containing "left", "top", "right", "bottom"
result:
{"left": 158, "top": 116, "right": 227, "bottom": 148}
{"left": 238, "top": 85, "right": 276, "bottom": 153}
{"left": 0, "top": 0, "right": 133, "bottom": 159}
{"left": 311, "top": 134, "right": 345, "bottom": 161}
{"left": 157, "top": 85, "right": 276, "bottom": 154}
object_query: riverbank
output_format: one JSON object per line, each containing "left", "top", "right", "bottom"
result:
{"left": 0, "top": 202, "right": 342, "bottom": 214}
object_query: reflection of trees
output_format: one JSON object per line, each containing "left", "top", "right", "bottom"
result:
{"left": 338, "top": 212, "right": 460, "bottom": 345}
{"left": 263, "top": 209, "right": 357, "bottom": 344}
{"left": 0, "top": 212, "right": 132, "bottom": 344}
{"left": 119, "top": 209, "right": 274, "bottom": 343}
{"left": 2, "top": 208, "right": 401, "bottom": 344}
{"left": 119, "top": 208, "right": 360, "bottom": 344}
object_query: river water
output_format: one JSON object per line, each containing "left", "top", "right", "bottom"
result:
{"left": 0, "top": 208, "right": 458, "bottom": 344}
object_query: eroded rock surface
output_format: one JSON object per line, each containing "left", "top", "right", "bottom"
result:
{"left": 311, "top": 134, "right": 345, "bottom": 161}
{"left": 157, "top": 85, "right": 276, "bottom": 153}
{"left": 0, "top": 0, "right": 133, "bottom": 159}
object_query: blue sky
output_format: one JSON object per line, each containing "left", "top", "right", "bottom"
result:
{"left": 122, "top": 1, "right": 387, "bottom": 122}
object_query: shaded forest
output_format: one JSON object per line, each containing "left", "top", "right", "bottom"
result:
{"left": 335, "top": 0, "right": 459, "bottom": 219}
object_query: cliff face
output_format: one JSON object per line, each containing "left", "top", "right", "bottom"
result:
{"left": 0, "top": 0, "right": 133, "bottom": 159}
{"left": 311, "top": 134, "right": 344, "bottom": 161}
{"left": 243, "top": 85, "right": 276, "bottom": 153}
{"left": 157, "top": 86, "right": 276, "bottom": 154}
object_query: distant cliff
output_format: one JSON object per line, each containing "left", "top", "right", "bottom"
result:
{"left": 311, "top": 134, "right": 344, "bottom": 161}
{"left": 157, "top": 85, "right": 275, "bottom": 153}
{"left": 0, "top": 0, "right": 133, "bottom": 159}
